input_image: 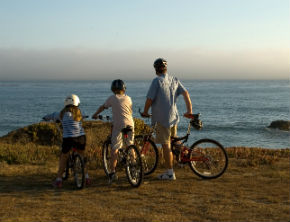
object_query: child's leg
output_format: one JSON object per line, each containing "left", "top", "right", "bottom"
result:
{"left": 57, "top": 152, "right": 69, "bottom": 179}
{"left": 110, "top": 149, "right": 118, "bottom": 173}
{"left": 76, "top": 149, "right": 88, "bottom": 175}
{"left": 75, "top": 135, "right": 88, "bottom": 178}
{"left": 110, "top": 129, "right": 123, "bottom": 174}
{"left": 127, "top": 130, "right": 137, "bottom": 160}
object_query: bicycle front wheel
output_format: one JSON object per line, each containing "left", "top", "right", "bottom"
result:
{"left": 125, "top": 145, "right": 143, "bottom": 187}
{"left": 134, "top": 135, "right": 158, "bottom": 176}
{"left": 73, "top": 153, "right": 85, "bottom": 189}
{"left": 189, "top": 139, "right": 228, "bottom": 179}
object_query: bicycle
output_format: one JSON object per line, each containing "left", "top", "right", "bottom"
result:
{"left": 98, "top": 115, "right": 143, "bottom": 187}
{"left": 134, "top": 110, "right": 159, "bottom": 176}
{"left": 42, "top": 115, "right": 88, "bottom": 189}
{"left": 137, "top": 112, "right": 228, "bottom": 179}
{"left": 62, "top": 148, "right": 85, "bottom": 189}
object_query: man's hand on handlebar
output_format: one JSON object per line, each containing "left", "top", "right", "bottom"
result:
{"left": 138, "top": 108, "right": 151, "bottom": 118}
{"left": 140, "top": 112, "right": 151, "bottom": 118}
{"left": 183, "top": 112, "right": 195, "bottom": 119}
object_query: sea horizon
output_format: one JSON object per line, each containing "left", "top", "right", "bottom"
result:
{"left": 0, "top": 79, "right": 289, "bottom": 149}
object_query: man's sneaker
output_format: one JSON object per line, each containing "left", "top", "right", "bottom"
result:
{"left": 108, "top": 173, "right": 118, "bottom": 185}
{"left": 85, "top": 178, "right": 92, "bottom": 186}
{"left": 52, "top": 180, "right": 62, "bottom": 188}
{"left": 157, "top": 172, "right": 176, "bottom": 180}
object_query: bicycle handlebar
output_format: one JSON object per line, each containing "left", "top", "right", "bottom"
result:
{"left": 138, "top": 108, "right": 200, "bottom": 120}
{"left": 97, "top": 115, "right": 110, "bottom": 121}
{"left": 138, "top": 108, "right": 152, "bottom": 118}
{"left": 42, "top": 115, "right": 89, "bottom": 122}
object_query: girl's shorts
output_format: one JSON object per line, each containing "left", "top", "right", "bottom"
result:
{"left": 62, "top": 135, "right": 86, "bottom": 154}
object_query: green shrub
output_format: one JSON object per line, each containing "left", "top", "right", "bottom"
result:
{"left": 2, "top": 119, "right": 288, "bottom": 167}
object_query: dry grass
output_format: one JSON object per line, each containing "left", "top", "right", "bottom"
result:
{"left": 0, "top": 121, "right": 289, "bottom": 221}
{"left": 0, "top": 157, "right": 289, "bottom": 222}
{"left": 226, "top": 147, "right": 290, "bottom": 167}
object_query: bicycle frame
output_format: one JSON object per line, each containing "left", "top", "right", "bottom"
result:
{"left": 171, "top": 119, "right": 209, "bottom": 163}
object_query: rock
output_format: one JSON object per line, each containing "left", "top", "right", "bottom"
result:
{"left": 268, "top": 120, "right": 290, "bottom": 131}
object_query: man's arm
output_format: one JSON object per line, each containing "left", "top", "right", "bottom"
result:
{"left": 141, "top": 98, "right": 153, "bottom": 117}
{"left": 182, "top": 91, "right": 193, "bottom": 118}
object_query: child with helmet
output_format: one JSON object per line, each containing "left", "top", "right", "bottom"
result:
{"left": 43, "top": 94, "right": 91, "bottom": 188}
{"left": 92, "top": 79, "right": 134, "bottom": 184}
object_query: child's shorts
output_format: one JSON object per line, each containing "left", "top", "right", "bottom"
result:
{"left": 62, "top": 135, "right": 86, "bottom": 154}
{"left": 155, "top": 123, "right": 177, "bottom": 145}
{"left": 111, "top": 128, "right": 134, "bottom": 151}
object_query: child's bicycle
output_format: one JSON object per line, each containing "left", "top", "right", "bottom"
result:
{"left": 98, "top": 115, "right": 143, "bottom": 187}
{"left": 62, "top": 148, "right": 85, "bottom": 189}
{"left": 42, "top": 116, "right": 87, "bottom": 189}
{"left": 136, "top": 112, "right": 228, "bottom": 179}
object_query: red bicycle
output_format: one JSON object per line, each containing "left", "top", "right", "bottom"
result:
{"left": 136, "top": 112, "right": 228, "bottom": 179}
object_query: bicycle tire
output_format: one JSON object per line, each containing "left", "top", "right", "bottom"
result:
{"left": 73, "top": 153, "right": 85, "bottom": 189}
{"left": 188, "top": 139, "right": 228, "bottom": 179}
{"left": 125, "top": 145, "right": 143, "bottom": 187}
{"left": 134, "top": 135, "right": 159, "bottom": 176}
{"left": 102, "top": 141, "right": 112, "bottom": 177}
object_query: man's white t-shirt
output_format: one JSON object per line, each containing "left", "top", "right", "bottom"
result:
{"left": 104, "top": 94, "right": 134, "bottom": 130}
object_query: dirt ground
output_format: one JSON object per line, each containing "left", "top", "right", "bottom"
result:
{"left": 0, "top": 158, "right": 289, "bottom": 222}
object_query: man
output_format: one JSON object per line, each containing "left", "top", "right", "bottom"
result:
{"left": 141, "top": 58, "right": 193, "bottom": 180}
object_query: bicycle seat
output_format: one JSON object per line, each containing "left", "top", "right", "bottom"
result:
{"left": 121, "top": 126, "right": 133, "bottom": 135}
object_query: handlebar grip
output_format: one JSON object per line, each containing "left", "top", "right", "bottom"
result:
{"left": 194, "top": 113, "right": 200, "bottom": 119}
{"left": 98, "top": 115, "right": 110, "bottom": 120}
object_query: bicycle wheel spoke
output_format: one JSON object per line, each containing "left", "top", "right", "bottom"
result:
{"left": 102, "top": 142, "right": 112, "bottom": 176}
{"left": 125, "top": 145, "right": 143, "bottom": 187}
{"left": 134, "top": 135, "right": 158, "bottom": 176}
{"left": 189, "top": 139, "right": 228, "bottom": 179}
{"left": 73, "top": 154, "right": 85, "bottom": 189}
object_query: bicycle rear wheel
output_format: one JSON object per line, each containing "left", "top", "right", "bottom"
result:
{"left": 102, "top": 141, "right": 112, "bottom": 176}
{"left": 189, "top": 139, "right": 228, "bottom": 179}
{"left": 73, "top": 153, "right": 85, "bottom": 189}
{"left": 125, "top": 145, "right": 143, "bottom": 187}
{"left": 134, "top": 135, "right": 158, "bottom": 176}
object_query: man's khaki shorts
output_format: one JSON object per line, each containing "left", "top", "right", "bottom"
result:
{"left": 155, "top": 123, "right": 177, "bottom": 144}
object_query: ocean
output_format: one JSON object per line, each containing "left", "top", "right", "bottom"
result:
{"left": 0, "top": 80, "right": 289, "bottom": 148}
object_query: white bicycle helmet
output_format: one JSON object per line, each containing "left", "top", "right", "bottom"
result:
{"left": 64, "top": 94, "right": 80, "bottom": 107}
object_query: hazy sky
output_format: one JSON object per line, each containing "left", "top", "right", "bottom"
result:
{"left": 0, "top": 0, "right": 289, "bottom": 80}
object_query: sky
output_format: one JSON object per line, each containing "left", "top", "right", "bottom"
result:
{"left": 0, "top": 0, "right": 289, "bottom": 80}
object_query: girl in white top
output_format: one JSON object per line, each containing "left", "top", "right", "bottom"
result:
{"left": 92, "top": 79, "right": 134, "bottom": 184}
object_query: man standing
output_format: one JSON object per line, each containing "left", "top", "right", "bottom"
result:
{"left": 141, "top": 58, "right": 193, "bottom": 180}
